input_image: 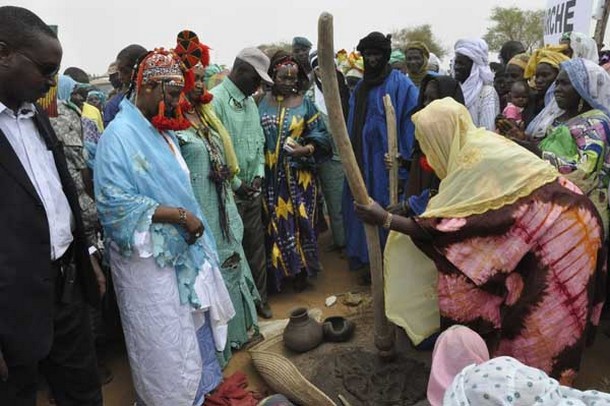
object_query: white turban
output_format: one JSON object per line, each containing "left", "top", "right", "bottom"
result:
{"left": 454, "top": 38, "right": 495, "bottom": 109}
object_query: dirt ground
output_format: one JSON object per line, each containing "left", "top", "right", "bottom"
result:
{"left": 36, "top": 229, "right": 610, "bottom": 405}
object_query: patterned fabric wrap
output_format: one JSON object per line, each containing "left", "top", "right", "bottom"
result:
{"left": 539, "top": 109, "right": 610, "bottom": 234}
{"left": 258, "top": 96, "right": 332, "bottom": 288}
{"left": 414, "top": 177, "right": 605, "bottom": 385}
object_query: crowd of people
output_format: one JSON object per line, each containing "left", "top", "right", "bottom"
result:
{"left": 1, "top": 4, "right": 610, "bottom": 406}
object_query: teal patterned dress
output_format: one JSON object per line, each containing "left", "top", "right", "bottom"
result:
{"left": 177, "top": 122, "right": 260, "bottom": 368}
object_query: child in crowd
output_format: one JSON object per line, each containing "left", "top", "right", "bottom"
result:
{"left": 502, "top": 80, "right": 529, "bottom": 128}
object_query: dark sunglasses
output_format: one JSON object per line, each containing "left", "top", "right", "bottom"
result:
{"left": 16, "top": 50, "right": 60, "bottom": 78}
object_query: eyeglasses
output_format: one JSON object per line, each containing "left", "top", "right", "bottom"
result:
{"left": 16, "top": 50, "right": 60, "bottom": 78}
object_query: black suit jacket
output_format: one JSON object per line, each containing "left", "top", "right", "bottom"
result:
{"left": 0, "top": 105, "right": 99, "bottom": 366}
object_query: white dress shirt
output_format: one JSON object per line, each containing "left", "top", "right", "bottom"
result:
{"left": 0, "top": 101, "right": 74, "bottom": 260}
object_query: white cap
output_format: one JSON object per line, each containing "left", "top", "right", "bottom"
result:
{"left": 236, "top": 47, "right": 274, "bottom": 85}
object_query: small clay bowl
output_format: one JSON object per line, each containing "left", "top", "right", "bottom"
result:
{"left": 322, "top": 316, "right": 355, "bottom": 342}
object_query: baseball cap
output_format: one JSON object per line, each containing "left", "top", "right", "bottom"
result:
{"left": 236, "top": 47, "right": 274, "bottom": 85}
{"left": 107, "top": 61, "right": 118, "bottom": 75}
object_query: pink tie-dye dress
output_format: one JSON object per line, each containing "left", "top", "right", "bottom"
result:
{"left": 413, "top": 178, "right": 606, "bottom": 385}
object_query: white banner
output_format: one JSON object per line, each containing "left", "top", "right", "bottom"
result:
{"left": 544, "top": 0, "right": 594, "bottom": 44}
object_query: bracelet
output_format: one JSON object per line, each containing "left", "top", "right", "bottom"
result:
{"left": 177, "top": 207, "right": 187, "bottom": 226}
{"left": 383, "top": 212, "right": 393, "bottom": 229}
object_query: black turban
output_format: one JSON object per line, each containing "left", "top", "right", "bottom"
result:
{"left": 357, "top": 32, "right": 392, "bottom": 60}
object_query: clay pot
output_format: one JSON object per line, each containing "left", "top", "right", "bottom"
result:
{"left": 283, "top": 307, "right": 323, "bottom": 353}
{"left": 322, "top": 316, "right": 355, "bottom": 342}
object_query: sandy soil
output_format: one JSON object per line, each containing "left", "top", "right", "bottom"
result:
{"left": 35, "top": 230, "right": 610, "bottom": 405}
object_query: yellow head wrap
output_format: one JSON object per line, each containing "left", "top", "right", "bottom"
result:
{"left": 524, "top": 45, "right": 570, "bottom": 79}
{"left": 412, "top": 98, "right": 558, "bottom": 218}
{"left": 404, "top": 42, "right": 431, "bottom": 86}
{"left": 507, "top": 53, "right": 530, "bottom": 70}
{"left": 405, "top": 41, "right": 431, "bottom": 60}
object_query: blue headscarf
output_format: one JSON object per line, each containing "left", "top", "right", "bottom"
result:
{"left": 87, "top": 90, "right": 107, "bottom": 106}
{"left": 526, "top": 58, "right": 610, "bottom": 138}
{"left": 58, "top": 74, "right": 77, "bottom": 101}
{"left": 561, "top": 57, "right": 610, "bottom": 117}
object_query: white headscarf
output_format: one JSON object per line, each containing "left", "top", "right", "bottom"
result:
{"left": 428, "top": 52, "right": 441, "bottom": 73}
{"left": 444, "top": 356, "right": 610, "bottom": 406}
{"left": 453, "top": 39, "right": 495, "bottom": 109}
{"left": 309, "top": 50, "right": 329, "bottom": 115}
{"left": 565, "top": 32, "right": 599, "bottom": 62}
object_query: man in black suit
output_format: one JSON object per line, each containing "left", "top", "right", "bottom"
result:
{"left": 0, "top": 6, "right": 104, "bottom": 406}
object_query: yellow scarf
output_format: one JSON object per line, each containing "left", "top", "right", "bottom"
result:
{"left": 413, "top": 98, "right": 558, "bottom": 218}
{"left": 197, "top": 103, "right": 240, "bottom": 178}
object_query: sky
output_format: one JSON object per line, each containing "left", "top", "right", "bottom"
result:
{"left": 10, "top": 0, "right": 569, "bottom": 76}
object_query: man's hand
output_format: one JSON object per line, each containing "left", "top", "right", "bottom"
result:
{"left": 0, "top": 346, "right": 9, "bottom": 382}
{"left": 90, "top": 254, "right": 106, "bottom": 297}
